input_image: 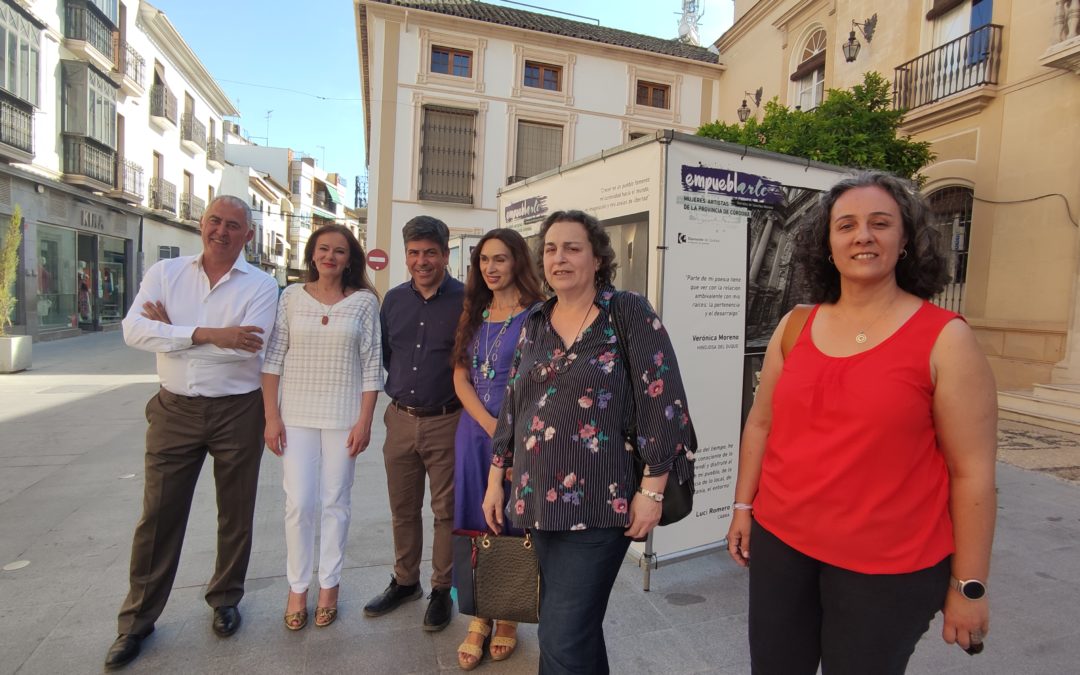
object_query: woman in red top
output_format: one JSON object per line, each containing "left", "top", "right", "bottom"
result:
{"left": 727, "top": 171, "right": 997, "bottom": 674}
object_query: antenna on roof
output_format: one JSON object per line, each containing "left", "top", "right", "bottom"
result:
{"left": 677, "top": 0, "right": 703, "bottom": 45}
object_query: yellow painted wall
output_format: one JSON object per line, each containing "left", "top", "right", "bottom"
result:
{"left": 715, "top": 0, "right": 1080, "bottom": 389}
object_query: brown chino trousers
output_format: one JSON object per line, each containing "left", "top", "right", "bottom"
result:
{"left": 117, "top": 388, "right": 264, "bottom": 637}
{"left": 382, "top": 404, "right": 459, "bottom": 590}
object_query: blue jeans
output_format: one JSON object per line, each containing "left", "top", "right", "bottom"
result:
{"left": 532, "top": 527, "right": 631, "bottom": 675}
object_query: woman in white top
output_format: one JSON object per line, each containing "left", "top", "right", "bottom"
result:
{"left": 262, "top": 224, "right": 383, "bottom": 630}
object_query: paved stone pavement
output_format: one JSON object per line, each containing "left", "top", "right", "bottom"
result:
{"left": 1, "top": 332, "right": 1079, "bottom": 674}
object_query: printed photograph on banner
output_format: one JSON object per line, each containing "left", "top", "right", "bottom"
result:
{"left": 744, "top": 186, "right": 822, "bottom": 350}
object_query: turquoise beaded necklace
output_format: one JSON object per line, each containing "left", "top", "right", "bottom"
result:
{"left": 471, "top": 303, "right": 521, "bottom": 402}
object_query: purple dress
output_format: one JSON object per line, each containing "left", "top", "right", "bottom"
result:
{"left": 454, "top": 310, "right": 530, "bottom": 533}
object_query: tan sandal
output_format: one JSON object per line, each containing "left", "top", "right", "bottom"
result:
{"left": 490, "top": 620, "right": 518, "bottom": 662}
{"left": 457, "top": 619, "right": 492, "bottom": 671}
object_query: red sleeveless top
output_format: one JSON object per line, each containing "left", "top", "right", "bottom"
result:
{"left": 754, "top": 301, "right": 960, "bottom": 574}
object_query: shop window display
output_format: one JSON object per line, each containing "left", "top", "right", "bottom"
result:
{"left": 98, "top": 235, "right": 126, "bottom": 322}
{"left": 37, "top": 225, "right": 77, "bottom": 328}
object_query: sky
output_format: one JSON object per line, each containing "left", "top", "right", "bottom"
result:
{"left": 151, "top": 0, "right": 736, "bottom": 205}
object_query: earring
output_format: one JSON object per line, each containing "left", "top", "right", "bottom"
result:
{"left": 899, "top": 249, "right": 908, "bottom": 260}
{"left": 827, "top": 255, "right": 834, "bottom": 265}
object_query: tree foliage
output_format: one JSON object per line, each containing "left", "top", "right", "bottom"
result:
{"left": 697, "top": 72, "right": 933, "bottom": 179}
{"left": 0, "top": 205, "right": 22, "bottom": 336}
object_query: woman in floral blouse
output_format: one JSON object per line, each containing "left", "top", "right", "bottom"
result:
{"left": 482, "top": 210, "right": 695, "bottom": 674}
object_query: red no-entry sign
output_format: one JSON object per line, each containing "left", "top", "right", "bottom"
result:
{"left": 367, "top": 248, "right": 389, "bottom": 271}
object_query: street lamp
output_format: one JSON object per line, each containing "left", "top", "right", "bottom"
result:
{"left": 843, "top": 13, "right": 878, "bottom": 63}
{"left": 736, "top": 87, "right": 763, "bottom": 123}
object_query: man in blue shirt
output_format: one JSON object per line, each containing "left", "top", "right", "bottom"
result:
{"left": 364, "top": 216, "right": 464, "bottom": 631}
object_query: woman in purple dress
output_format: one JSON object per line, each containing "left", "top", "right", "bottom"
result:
{"left": 451, "top": 229, "right": 545, "bottom": 670}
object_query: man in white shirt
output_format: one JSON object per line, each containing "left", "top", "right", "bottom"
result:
{"left": 104, "top": 196, "right": 279, "bottom": 671}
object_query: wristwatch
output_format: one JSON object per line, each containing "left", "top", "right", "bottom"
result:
{"left": 951, "top": 576, "right": 987, "bottom": 600}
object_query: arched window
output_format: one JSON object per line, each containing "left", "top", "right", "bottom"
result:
{"left": 790, "top": 29, "right": 827, "bottom": 111}
{"left": 927, "top": 186, "right": 973, "bottom": 312}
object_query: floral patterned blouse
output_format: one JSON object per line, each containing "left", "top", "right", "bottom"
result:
{"left": 491, "top": 286, "right": 695, "bottom": 531}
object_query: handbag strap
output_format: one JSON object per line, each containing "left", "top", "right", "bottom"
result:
{"left": 608, "top": 291, "right": 637, "bottom": 424}
{"left": 781, "top": 304, "right": 813, "bottom": 359}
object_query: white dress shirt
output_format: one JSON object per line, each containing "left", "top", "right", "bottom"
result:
{"left": 122, "top": 254, "right": 280, "bottom": 397}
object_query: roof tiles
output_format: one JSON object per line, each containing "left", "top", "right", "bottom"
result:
{"left": 370, "top": 0, "right": 719, "bottom": 64}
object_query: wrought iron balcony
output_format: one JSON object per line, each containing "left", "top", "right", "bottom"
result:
{"left": 150, "top": 83, "right": 178, "bottom": 127}
{"left": 180, "top": 113, "right": 207, "bottom": 152}
{"left": 893, "top": 24, "right": 1003, "bottom": 112}
{"left": 180, "top": 192, "right": 206, "bottom": 222}
{"left": 149, "top": 177, "right": 177, "bottom": 214}
{"left": 207, "top": 137, "right": 225, "bottom": 167}
{"left": 64, "top": 4, "right": 114, "bottom": 67}
{"left": 111, "top": 40, "right": 145, "bottom": 94}
{"left": 0, "top": 95, "right": 34, "bottom": 161}
{"left": 62, "top": 135, "right": 116, "bottom": 189}
{"left": 110, "top": 157, "right": 144, "bottom": 203}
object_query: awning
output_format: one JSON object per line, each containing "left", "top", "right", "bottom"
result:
{"left": 324, "top": 183, "right": 346, "bottom": 206}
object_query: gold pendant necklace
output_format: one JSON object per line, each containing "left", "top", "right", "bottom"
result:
{"left": 854, "top": 296, "right": 898, "bottom": 344}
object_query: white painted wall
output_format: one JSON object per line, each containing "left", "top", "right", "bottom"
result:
{"left": 365, "top": 8, "right": 721, "bottom": 289}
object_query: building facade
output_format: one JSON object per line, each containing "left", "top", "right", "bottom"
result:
{"left": 222, "top": 142, "right": 352, "bottom": 282}
{"left": 714, "top": 0, "right": 1080, "bottom": 392}
{"left": 353, "top": 0, "right": 725, "bottom": 292}
{"left": 0, "top": 0, "right": 237, "bottom": 340}
{"left": 219, "top": 163, "right": 291, "bottom": 285}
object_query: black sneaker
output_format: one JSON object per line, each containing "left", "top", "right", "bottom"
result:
{"left": 363, "top": 576, "right": 423, "bottom": 617}
{"left": 422, "top": 587, "right": 453, "bottom": 632}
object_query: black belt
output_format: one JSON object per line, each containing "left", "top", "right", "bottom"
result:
{"left": 391, "top": 400, "right": 462, "bottom": 418}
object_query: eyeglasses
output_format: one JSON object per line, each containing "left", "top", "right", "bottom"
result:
{"left": 530, "top": 354, "right": 571, "bottom": 383}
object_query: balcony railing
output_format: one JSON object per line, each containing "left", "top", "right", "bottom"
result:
{"left": 114, "top": 157, "right": 143, "bottom": 199}
{"left": 149, "top": 177, "right": 177, "bottom": 214}
{"left": 207, "top": 137, "right": 225, "bottom": 165}
{"left": 180, "top": 192, "right": 206, "bottom": 222}
{"left": 893, "top": 24, "right": 1003, "bottom": 112}
{"left": 117, "top": 41, "right": 145, "bottom": 88}
{"left": 63, "top": 136, "right": 116, "bottom": 186}
{"left": 64, "top": 4, "right": 114, "bottom": 62}
{"left": 181, "top": 113, "right": 207, "bottom": 151}
{"left": 150, "top": 83, "right": 177, "bottom": 125}
{"left": 0, "top": 97, "right": 34, "bottom": 155}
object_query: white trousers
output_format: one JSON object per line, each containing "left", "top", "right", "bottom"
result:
{"left": 282, "top": 426, "right": 357, "bottom": 593}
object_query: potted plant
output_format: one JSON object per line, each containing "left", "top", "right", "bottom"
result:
{"left": 0, "top": 205, "right": 31, "bottom": 373}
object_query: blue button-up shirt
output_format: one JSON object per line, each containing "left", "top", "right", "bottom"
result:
{"left": 380, "top": 273, "right": 465, "bottom": 407}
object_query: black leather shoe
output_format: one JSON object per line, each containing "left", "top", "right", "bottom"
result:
{"left": 363, "top": 576, "right": 423, "bottom": 617}
{"left": 104, "top": 631, "right": 150, "bottom": 671}
{"left": 212, "top": 605, "right": 241, "bottom": 637}
{"left": 422, "top": 587, "right": 453, "bottom": 632}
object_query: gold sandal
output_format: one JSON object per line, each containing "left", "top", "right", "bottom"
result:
{"left": 457, "top": 619, "right": 492, "bottom": 671}
{"left": 490, "top": 620, "right": 518, "bottom": 662}
{"left": 314, "top": 605, "right": 338, "bottom": 627}
{"left": 284, "top": 609, "right": 308, "bottom": 631}
{"left": 284, "top": 590, "right": 308, "bottom": 631}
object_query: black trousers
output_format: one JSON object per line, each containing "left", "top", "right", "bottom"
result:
{"left": 749, "top": 520, "right": 950, "bottom": 675}
{"left": 117, "top": 389, "right": 265, "bottom": 637}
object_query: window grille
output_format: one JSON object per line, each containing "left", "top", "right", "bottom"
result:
{"left": 418, "top": 106, "right": 476, "bottom": 204}
{"left": 927, "top": 186, "right": 973, "bottom": 313}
